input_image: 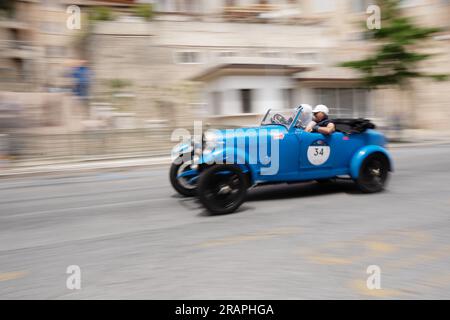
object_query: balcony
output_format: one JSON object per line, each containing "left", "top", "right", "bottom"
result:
{"left": 222, "top": 3, "right": 281, "bottom": 23}
{"left": 190, "top": 55, "right": 313, "bottom": 82}
{"left": 222, "top": 3, "right": 323, "bottom": 25}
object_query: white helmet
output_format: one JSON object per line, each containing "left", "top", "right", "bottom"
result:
{"left": 299, "top": 104, "right": 312, "bottom": 113}
{"left": 298, "top": 104, "right": 313, "bottom": 128}
{"left": 313, "top": 104, "right": 329, "bottom": 116}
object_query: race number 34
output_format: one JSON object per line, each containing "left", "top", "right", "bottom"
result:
{"left": 307, "top": 140, "right": 330, "bottom": 166}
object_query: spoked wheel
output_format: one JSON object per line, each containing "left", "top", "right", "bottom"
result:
{"left": 355, "top": 153, "right": 389, "bottom": 193}
{"left": 169, "top": 156, "right": 199, "bottom": 197}
{"left": 198, "top": 165, "right": 248, "bottom": 215}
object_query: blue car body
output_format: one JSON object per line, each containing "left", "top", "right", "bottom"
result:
{"left": 175, "top": 109, "right": 392, "bottom": 187}
{"left": 195, "top": 127, "right": 391, "bottom": 185}
{"left": 171, "top": 107, "right": 393, "bottom": 213}
{"left": 195, "top": 125, "right": 392, "bottom": 184}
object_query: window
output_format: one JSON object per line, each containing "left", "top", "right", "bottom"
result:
{"left": 399, "top": 0, "right": 423, "bottom": 7}
{"left": 295, "top": 52, "right": 319, "bottom": 63}
{"left": 217, "top": 51, "right": 237, "bottom": 57}
{"left": 283, "top": 88, "right": 294, "bottom": 108}
{"left": 240, "top": 89, "right": 252, "bottom": 113}
{"left": 351, "top": 0, "right": 374, "bottom": 12}
{"left": 314, "top": 88, "right": 370, "bottom": 118}
{"left": 174, "top": 51, "right": 202, "bottom": 64}
{"left": 260, "top": 51, "right": 281, "bottom": 58}
{"left": 211, "top": 91, "right": 222, "bottom": 115}
{"left": 159, "top": 0, "right": 200, "bottom": 13}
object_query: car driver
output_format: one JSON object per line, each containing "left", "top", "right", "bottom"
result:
{"left": 305, "top": 104, "right": 336, "bottom": 135}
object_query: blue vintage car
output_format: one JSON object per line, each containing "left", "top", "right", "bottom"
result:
{"left": 170, "top": 105, "right": 393, "bottom": 214}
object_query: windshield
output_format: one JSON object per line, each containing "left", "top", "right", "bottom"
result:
{"left": 261, "top": 107, "right": 312, "bottom": 129}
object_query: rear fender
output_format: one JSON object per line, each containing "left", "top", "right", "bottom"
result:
{"left": 350, "top": 145, "right": 393, "bottom": 179}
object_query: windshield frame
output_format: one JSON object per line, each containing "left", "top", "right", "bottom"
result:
{"left": 260, "top": 107, "right": 303, "bottom": 130}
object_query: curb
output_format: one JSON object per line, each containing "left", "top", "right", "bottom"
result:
{"left": 0, "top": 156, "right": 172, "bottom": 178}
{"left": 387, "top": 140, "right": 450, "bottom": 149}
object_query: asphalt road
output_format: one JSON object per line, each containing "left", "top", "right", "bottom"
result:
{"left": 0, "top": 144, "right": 450, "bottom": 299}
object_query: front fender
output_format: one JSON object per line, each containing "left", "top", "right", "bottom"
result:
{"left": 171, "top": 142, "right": 193, "bottom": 159}
{"left": 350, "top": 145, "right": 393, "bottom": 179}
{"left": 200, "top": 147, "right": 252, "bottom": 181}
{"left": 200, "top": 147, "right": 247, "bottom": 165}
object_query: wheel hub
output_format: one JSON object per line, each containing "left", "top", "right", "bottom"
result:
{"left": 218, "top": 185, "right": 232, "bottom": 195}
{"left": 370, "top": 168, "right": 381, "bottom": 177}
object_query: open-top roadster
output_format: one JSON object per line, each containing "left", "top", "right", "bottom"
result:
{"left": 170, "top": 105, "right": 393, "bottom": 214}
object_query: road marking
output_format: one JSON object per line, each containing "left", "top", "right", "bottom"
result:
{"left": 299, "top": 229, "right": 431, "bottom": 266}
{"left": 198, "top": 227, "right": 301, "bottom": 248}
{"left": 365, "top": 241, "right": 396, "bottom": 254}
{"left": 0, "top": 197, "right": 172, "bottom": 219}
{"left": 386, "top": 244, "right": 450, "bottom": 269}
{"left": 0, "top": 271, "right": 28, "bottom": 282}
{"left": 307, "top": 255, "right": 353, "bottom": 265}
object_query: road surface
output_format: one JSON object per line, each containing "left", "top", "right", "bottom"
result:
{"left": 1, "top": 144, "right": 450, "bottom": 299}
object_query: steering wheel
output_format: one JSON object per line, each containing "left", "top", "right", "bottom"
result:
{"left": 295, "top": 118, "right": 305, "bottom": 128}
{"left": 271, "top": 113, "right": 288, "bottom": 125}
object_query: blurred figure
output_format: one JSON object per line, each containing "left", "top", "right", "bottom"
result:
{"left": 305, "top": 105, "right": 335, "bottom": 135}
{"left": 71, "top": 60, "right": 91, "bottom": 103}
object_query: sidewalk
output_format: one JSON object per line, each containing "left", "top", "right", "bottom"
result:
{"left": 0, "top": 155, "right": 172, "bottom": 178}
{"left": 1, "top": 138, "right": 450, "bottom": 178}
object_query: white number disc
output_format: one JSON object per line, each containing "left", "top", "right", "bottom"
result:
{"left": 307, "top": 140, "right": 330, "bottom": 166}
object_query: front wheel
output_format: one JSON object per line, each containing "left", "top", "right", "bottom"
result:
{"left": 355, "top": 153, "right": 390, "bottom": 193}
{"left": 169, "top": 157, "right": 198, "bottom": 197}
{"left": 198, "top": 165, "right": 248, "bottom": 215}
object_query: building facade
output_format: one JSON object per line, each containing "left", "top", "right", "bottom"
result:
{"left": 2, "top": 0, "right": 450, "bottom": 131}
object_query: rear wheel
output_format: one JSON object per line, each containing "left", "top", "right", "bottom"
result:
{"left": 198, "top": 165, "right": 247, "bottom": 215}
{"left": 169, "top": 157, "right": 198, "bottom": 197}
{"left": 355, "top": 153, "right": 389, "bottom": 193}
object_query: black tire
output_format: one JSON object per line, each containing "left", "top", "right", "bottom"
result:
{"left": 355, "top": 153, "right": 390, "bottom": 193}
{"left": 198, "top": 165, "right": 247, "bottom": 215}
{"left": 169, "top": 157, "right": 198, "bottom": 197}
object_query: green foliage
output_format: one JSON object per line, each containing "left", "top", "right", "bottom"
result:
{"left": 133, "top": 3, "right": 154, "bottom": 21}
{"left": 340, "top": 0, "right": 447, "bottom": 89}
{"left": 107, "top": 79, "right": 133, "bottom": 91}
{"left": 89, "top": 6, "right": 115, "bottom": 22}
